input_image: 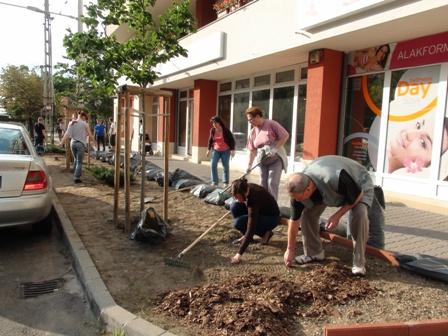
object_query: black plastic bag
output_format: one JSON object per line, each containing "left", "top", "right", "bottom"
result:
{"left": 130, "top": 207, "right": 168, "bottom": 244}
{"left": 174, "top": 178, "right": 203, "bottom": 190}
{"left": 224, "top": 196, "right": 236, "bottom": 210}
{"left": 191, "top": 184, "right": 217, "bottom": 198}
{"left": 204, "top": 188, "right": 231, "bottom": 206}
{"left": 395, "top": 253, "right": 448, "bottom": 283}
{"left": 171, "top": 168, "right": 204, "bottom": 185}
{"left": 155, "top": 171, "right": 172, "bottom": 187}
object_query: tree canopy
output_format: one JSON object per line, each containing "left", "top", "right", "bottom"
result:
{"left": 0, "top": 65, "right": 43, "bottom": 121}
{"left": 63, "top": 0, "right": 195, "bottom": 92}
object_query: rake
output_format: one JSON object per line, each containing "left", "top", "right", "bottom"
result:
{"left": 164, "top": 154, "right": 268, "bottom": 268}
{"left": 164, "top": 211, "right": 231, "bottom": 268}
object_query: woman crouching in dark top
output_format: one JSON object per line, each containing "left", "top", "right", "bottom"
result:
{"left": 230, "top": 178, "right": 280, "bottom": 264}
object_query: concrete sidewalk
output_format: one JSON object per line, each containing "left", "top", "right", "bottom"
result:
{"left": 151, "top": 156, "right": 448, "bottom": 259}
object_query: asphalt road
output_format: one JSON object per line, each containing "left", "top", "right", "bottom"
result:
{"left": 0, "top": 222, "right": 101, "bottom": 336}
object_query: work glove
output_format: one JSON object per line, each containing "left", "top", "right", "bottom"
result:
{"left": 263, "top": 145, "right": 278, "bottom": 156}
{"left": 256, "top": 148, "right": 267, "bottom": 163}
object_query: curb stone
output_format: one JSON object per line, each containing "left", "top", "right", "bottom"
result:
{"left": 51, "top": 190, "right": 178, "bottom": 336}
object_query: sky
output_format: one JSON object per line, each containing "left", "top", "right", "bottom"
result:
{"left": 0, "top": 0, "right": 89, "bottom": 71}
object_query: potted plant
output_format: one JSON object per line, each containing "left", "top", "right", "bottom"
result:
{"left": 213, "top": 0, "right": 239, "bottom": 18}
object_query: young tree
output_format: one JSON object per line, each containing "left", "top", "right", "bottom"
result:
{"left": 54, "top": 64, "right": 113, "bottom": 121}
{"left": 63, "top": 0, "right": 195, "bottom": 90}
{"left": 0, "top": 65, "right": 43, "bottom": 130}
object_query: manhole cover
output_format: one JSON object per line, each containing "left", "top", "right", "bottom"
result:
{"left": 19, "top": 278, "right": 64, "bottom": 298}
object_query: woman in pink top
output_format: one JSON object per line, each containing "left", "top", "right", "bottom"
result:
{"left": 245, "top": 106, "right": 289, "bottom": 200}
{"left": 206, "top": 116, "right": 236, "bottom": 186}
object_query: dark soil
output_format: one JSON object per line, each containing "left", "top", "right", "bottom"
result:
{"left": 157, "top": 262, "right": 374, "bottom": 336}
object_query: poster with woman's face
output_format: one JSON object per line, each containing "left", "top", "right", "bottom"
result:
{"left": 347, "top": 44, "right": 393, "bottom": 76}
{"left": 439, "top": 107, "right": 448, "bottom": 181}
{"left": 384, "top": 65, "right": 440, "bottom": 178}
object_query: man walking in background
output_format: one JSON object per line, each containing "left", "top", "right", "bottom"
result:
{"left": 94, "top": 119, "right": 106, "bottom": 152}
{"left": 60, "top": 112, "right": 94, "bottom": 183}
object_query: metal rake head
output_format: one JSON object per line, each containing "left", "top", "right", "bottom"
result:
{"left": 164, "top": 256, "right": 191, "bottom": 268}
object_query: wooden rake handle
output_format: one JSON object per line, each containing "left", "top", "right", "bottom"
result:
{"left": 178, "top": 211, "right": 231, "bottom": 258}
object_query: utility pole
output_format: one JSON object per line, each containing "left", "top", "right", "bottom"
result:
{"left": 43, "top": 0, "right": 55, "bottom": 144}
{"left": 78, "top": 0, "right": 83, "bottom": 33}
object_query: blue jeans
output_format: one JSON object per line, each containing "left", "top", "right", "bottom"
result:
{"left": 230, "top": 202, "right": 279, "bottom": 237}
{"left": 211, "top": 149, "right": 230, "bottom": 185}
{"left": 71, "top": 141, "right": 85, "bottom": 179}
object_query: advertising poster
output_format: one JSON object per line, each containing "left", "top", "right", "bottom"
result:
{"left": 347, "top": 44, "right": 394, "bottom": 76}
{"left": 384, "top": 65, "right": 440, "bottom": 178}
{"left": 440, "top": 104, "right": 448, "bottom": 181}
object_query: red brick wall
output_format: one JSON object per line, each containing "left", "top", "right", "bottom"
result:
{"left": 303, "top": 49, "right": 344, "bottom": 159}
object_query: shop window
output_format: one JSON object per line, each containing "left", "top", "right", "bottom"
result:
{"left": 177, "top": 100, "right": 187, "bottom": 147}
{"left": 232, "top": 92, "right": 249, "bottom": 150}
{"left": 295, "top": 85, "right": 306, "bottom": 160}
{"left": 254, "top": 74, "right": 270, "bottom": 87}
{"left": 235, "top": 78, "right": 250, "bottom": 90}
{"left": 252, "top": 89, "right": 270, "bottom": 117}
{"left": 220, "top": 82, "right": 232, "bottom": 92}
{"left": 384, "top": 65, "right": 440, "bottom": 178}
{"left": 272, "top": 86, "right": 294, "bottom": 154}
{"left": 188, "top": 89, "right": 194, "bottom": 99}
{"left": 275, "top": 70, "right": 294, "bottom": 83}
{"left": 179, "top": 91, "right": 187, "bottom": 99}
{"left": 343, "top": 74, "right": 384, "bottom": 171}
{"left": 300, "top": 67, "right": 308, "bottom": 80}
{"left": 218, "top": 94, "right": 231, "bottom": 129}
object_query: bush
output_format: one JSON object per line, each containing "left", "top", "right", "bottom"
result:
{"left": 45, "top": 144, "right": 65, "bottom": 154}
{"left": 88, "top": 166, "right": 135, "bottom": 187}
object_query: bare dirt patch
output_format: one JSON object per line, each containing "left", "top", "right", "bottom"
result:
{"left": 45, "top": 154, "right": 448, "bottom": 336}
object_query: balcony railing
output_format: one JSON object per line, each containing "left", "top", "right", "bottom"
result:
{"left": 213, "top": 0, "right": 253, "bottom": 19}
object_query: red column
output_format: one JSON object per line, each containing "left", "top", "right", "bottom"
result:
{"left": 193, "top": 79, "right": 218, "bottom": 148}
{"left": 303, "top": 49, "right": 344, "bottom": 160}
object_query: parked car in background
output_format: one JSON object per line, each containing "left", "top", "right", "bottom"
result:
{"left": 0, "top": 122, "right": 53, "bottom": 233}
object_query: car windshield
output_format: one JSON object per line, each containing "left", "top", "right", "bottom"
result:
{"left": 0, "top": 127, "right": 30, "bottom": 155}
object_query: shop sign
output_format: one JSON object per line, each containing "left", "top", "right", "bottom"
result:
{"left": 390, "top": 31, "right": 448, "bottom": 69}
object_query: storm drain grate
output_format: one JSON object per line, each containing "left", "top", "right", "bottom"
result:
{"left": 19, "top": 278, "right": 64, "bottom": 299}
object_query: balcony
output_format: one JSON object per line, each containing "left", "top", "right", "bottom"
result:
{"left": 213, "top": 0, "right": 253, "bottom": 20}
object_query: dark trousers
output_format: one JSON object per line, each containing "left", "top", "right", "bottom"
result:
{"left": 230, "top": 202, "right": 279, "bottom": 237}
{"left": 96, "top": 135, "right": 106, "bottom": 151}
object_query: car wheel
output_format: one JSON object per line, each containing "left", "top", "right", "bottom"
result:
{"left": 32, "top": 210, "right": 53, "bottom": 234}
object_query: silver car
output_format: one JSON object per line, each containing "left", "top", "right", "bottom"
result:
{"left": 0, "top": 122, "right": 52, "bottom": 233}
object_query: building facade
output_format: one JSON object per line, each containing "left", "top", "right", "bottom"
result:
{"left": 111, "top": 0, "right": 448, "bottom": 200}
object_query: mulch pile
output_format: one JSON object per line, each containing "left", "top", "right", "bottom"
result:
{"left": 156, "top": 262, "right": 375, "bottom": 336}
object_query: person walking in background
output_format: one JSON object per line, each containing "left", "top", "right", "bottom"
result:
{"left": 56, "top": 118, "right": 65, "bottom": 142}
{"left": 283, "top": 155, "right": 385, "bottom": 276}
{"left": 109, "top": 117, "right": 116, "bottom": 151}
{"left": 229, "top": 178, "right": 280, "bottom": 264}
{"left": 94, "top": 119, "right": 107, "bottom": 152}
{"left": 60, "top": 112, "right": 94, "bottom": 183}
{"left": 245, "top": 107, "right": 289, "bottom": 200}
{"left": 206, "top": 116, "right": 236, "bottom": 187}
{"left": 34, "top": 116, "right": 46, "bottom": 148}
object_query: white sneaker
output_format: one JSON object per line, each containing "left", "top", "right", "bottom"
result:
{"left": 352, "top": 266, "right": 366, "bottom": 276}
{"left": 295, "top": 250, "right": 325, "bottom": 264}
